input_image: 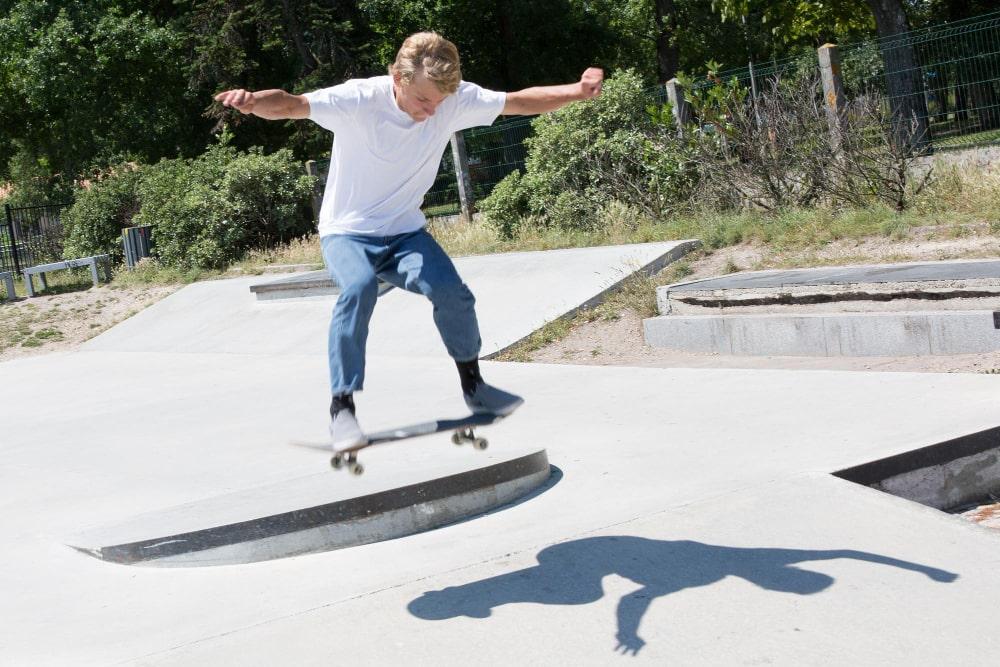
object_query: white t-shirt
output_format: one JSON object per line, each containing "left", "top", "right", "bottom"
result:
{"left": 305, "top": 76, "right": 506, "bottom": 237}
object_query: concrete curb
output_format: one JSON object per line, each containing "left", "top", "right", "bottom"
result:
{"left": 249, "top": 270, "right": 393, "bottom": 302}
{"left": 644, "top": 310, "right": 1000, "bottom": 357}
{"left": 70, "top": 450, "right": 551, "bottom": 567}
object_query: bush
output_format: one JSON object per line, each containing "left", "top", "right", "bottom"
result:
{"left": 62, "top": 144, "right": 315, "bottom": 271}
{"left": 480, "top": 69, "right": 697, "bottom": 237}
{"left": 476, "top": 170, "right": 529, "bottom": 239}
{"left": 61, "top": 164, "right": 142, "bottom": 263}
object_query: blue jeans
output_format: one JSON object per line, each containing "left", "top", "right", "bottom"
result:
{"left": 321, "top": 229, "right": 481, "bottom": 395}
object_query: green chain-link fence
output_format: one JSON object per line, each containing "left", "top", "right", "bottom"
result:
{"left": 423, "top": 115, "right": 534, "bottom": 217}
{"left": 675, "top": 10, "right": 1000, "bottom": 152}
{"left": 840, "top": 10, "right": 1000, "bottom": 150}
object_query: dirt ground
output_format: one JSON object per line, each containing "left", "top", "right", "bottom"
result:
{"left": 0, "top": 284, "right": 180, "bottom": 362}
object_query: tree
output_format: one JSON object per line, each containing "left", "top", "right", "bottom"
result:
{"left": 0, "top": 1, "right": 206, "bottom": 198}
{"left": 653, "top": 0, "right": 680, "bottom": 82}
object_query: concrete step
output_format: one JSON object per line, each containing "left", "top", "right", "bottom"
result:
{"left": 658, "top": 259, "right": 1000, "bottom": 316}
{"left": 647, "top": 259, "right": 1000, "bottom": 356}
{"left": 644, "top": 309, "right": 1000, "bottom": 356}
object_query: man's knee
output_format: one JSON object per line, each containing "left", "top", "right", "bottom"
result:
{"left": 426, "top": 279, "right": 475, "bottom": 309}
{"left": 338, "top": 273, "right": 380, "bottom": 305}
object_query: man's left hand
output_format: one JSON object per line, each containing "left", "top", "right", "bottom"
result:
{"left": 579, "top": 68, "right": 604, "bottom": 100}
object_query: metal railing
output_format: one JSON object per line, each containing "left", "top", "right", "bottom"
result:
{"left": 841, "top": 10, "right": 1000, "bottom": 149}
{"left": 2, "top": 203, "right": 69, "bottom": 275}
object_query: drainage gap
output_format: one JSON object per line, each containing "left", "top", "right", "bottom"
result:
{"left": 834, "top": 425, "right": 1000, "bottom": 531}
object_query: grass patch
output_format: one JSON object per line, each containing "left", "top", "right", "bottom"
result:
{"left": 1, "top": 301, "right": 67, "bottom": 351}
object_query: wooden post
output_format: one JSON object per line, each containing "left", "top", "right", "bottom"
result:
{"left": 818, "top": 44, "right": 847, "bottom": 150}
{"left": 665, "top": 78, "right": 691, "bottom": 136}
{"left": 305, "top": 160, "right": 324, "bottom": 224}
{"left": 450, "top": 132, "right": 474, "bottom": 222}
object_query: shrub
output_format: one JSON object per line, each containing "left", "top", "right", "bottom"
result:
{"left": 480, "top": 69, "right": 697, "bottom": 237}
{"left": 61, "top": 164, "right": 142, "bottom": 263}
{"left": 62, "top": 144, "right": 315, "bottom": 271}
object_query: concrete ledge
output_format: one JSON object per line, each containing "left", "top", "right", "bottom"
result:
{"left": 658, "top": 259, "right": 1000, "bottom": 316}
{"left": 644, "top": 310, "right": 1000, "bottom": 357}
{"left": 249, "top": 270, "right": 393, "bottom": 302}
{"left": 835, "top": 425, "right": 1000, "bottom": 511}
{"left": 69, "top": 449, "right": 551, "bottom": 567}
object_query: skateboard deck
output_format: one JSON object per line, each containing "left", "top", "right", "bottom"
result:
{"left": 291, "top": 411, "right": 510, "bottom": 476}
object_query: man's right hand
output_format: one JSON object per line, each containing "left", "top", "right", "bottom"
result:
{"left": 215, "top": 89, "right": 257, "bottom": 115}
{"left": 213, "top": 89, "right": 309, "bottom": 120}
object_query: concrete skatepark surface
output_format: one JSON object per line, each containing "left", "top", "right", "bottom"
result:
{"left": 3, "top": 241, "right": 1000, "bottom": 664}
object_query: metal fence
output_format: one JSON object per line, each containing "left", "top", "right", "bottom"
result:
{"left": 2, "top": 203, "right": 69, "bottom": 275}
{"left": 677, "top": 10, "right": 1000, "bottom": 152}
{"left": 841, "top": 11, "right": 1000, "bottom": 149}
{"left": 423, "top": 115, "right": 534, "bottom": 217}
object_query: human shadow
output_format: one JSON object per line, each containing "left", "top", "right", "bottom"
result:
{"left": 408, "top": 536, "right": 957, "bottom": 655}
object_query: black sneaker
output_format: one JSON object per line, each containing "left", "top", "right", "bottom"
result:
{"left": 464, "top": 382, "right": 524, "bottom": 416}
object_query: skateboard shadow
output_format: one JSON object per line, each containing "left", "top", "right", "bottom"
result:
{"left": 407, "top": 536, "right": 957, "bottom": 655}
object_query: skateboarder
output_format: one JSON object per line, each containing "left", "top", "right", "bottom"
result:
{"left": 216, "top": 32, "right": 603, "bottom": 451}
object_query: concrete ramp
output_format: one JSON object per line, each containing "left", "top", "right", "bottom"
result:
{"left": 86, "top": 241, "right": 697, "bottom": 358}
{"left": 59, "top": 241, "right": 697, "bottom": 569}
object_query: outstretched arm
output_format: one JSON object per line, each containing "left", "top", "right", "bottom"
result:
{"left": 502, "top": 67, "right": 603, "bottom": 116}
{"left": 214, "top": 89, "right": 310, "bottom": 120}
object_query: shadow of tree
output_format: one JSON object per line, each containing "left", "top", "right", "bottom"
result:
{"left": 408, "top": 536, "right": 957, "bottom": 655}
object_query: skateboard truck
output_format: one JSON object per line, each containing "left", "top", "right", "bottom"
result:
{"left": 327, "top": 426, "right": 489, "bottom": 476}
{"left": 330, "top": 451, "right": 364, "bottom": 476}
{"left": 451, "top": 426, "right": 489, "bottom": 450}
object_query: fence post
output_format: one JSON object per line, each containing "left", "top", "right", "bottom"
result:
{"left": 665, "top": 78, "right": 691, "bottom": 137}
{"left": 305, "top": 160, "right": 324, "bottom": 224}
{"left": 4, "top": 203, "right": 22, "bottom": 276}
{"left": 450, "top": 131, "right": 474, "bottom": 222}
{"left": 818, "top": 43, "right": 847, "bottom": 150}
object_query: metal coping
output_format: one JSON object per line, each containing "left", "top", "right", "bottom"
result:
{"left": 79, "top": 450, "right": 550, "bottom": 565}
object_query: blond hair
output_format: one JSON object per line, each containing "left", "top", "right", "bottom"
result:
{"left": 389, "top": 32, "right": 462, "bottom": 94}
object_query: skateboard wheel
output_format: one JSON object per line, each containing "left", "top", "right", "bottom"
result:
{"left": 349, "top": 462, "right": 365, "bottom": 476}
{"left": 331, "top": 455, "right": 343, "bottom": 469}
{"left": 473, "top": 438, "right": 489, "bottom": 450}
{"left": 452, "top": 432, "right": 464, "bottom": 446}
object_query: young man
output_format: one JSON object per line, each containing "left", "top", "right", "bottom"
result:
{"left": 216, "top": 32, "right": 603, "bottom": 452}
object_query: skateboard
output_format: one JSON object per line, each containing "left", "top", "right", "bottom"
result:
{"left": 291, "top": 411, "right": 509, "bottom": 476}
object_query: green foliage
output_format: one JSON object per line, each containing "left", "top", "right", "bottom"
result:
{"left": 61, "top": 165, "right": 143, "bottom": 264}
{"left": 0, "top": 1, "right": 204, "bottom": 187}
{"left": 480, "top": 70, "right": 697, "bottom": 238}
{"left": 711, "top": 0, "right": 874, "bottom": 45}
{"left": 61, "top": 144, "right": 315, "bottom": 271}
{"left": 477, "top": 171, "right": 530, "bottom": 239}
{"left": 133, "top": 145, "right": 315, "bottom": 270}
